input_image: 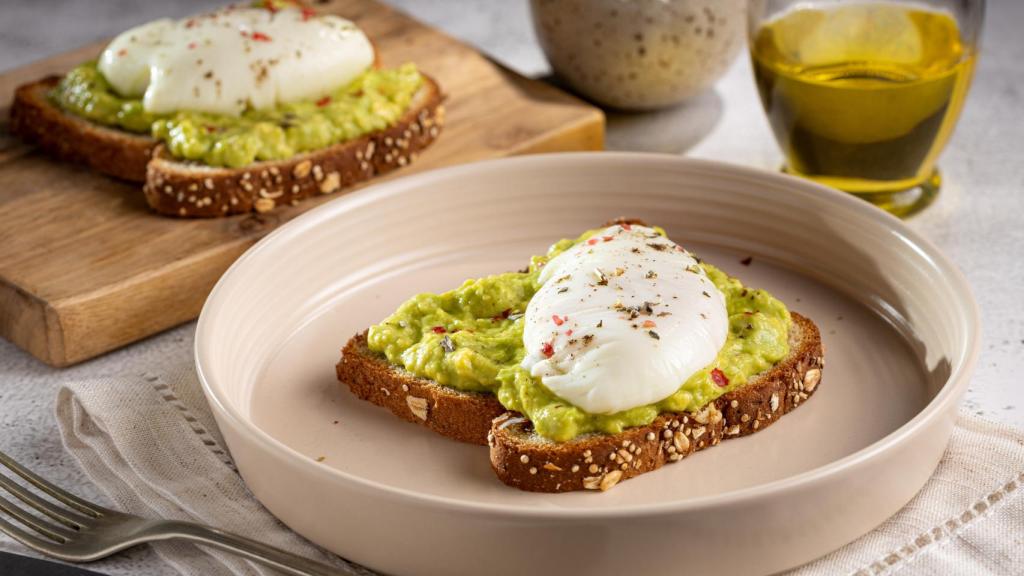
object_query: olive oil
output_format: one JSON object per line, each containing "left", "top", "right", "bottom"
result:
{"left": 751, "top": 3, "right": 975, "bottom": 203}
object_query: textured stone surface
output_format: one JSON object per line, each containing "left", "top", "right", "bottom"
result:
{"left": 0, "top": 1, "right": 1021, "bottom": 574}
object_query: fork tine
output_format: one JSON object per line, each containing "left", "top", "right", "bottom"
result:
{"left": 0, "top": 473, "right": 94, "bottom": 529}
{"left": 0, "top": 493, "right": 74, "bottom": 543}
{"left": 0, "top": 450, "right": 106, "bottom": 517}
{"left": 0, "top": 515, "right": 63, "bottom": 555}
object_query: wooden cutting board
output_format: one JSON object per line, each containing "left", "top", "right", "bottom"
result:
{"left": 0, "top": 0, "right": 604, "bottom": 367}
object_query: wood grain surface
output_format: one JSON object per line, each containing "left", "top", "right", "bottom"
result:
{"left": 0, "top": 0, "right": 604, "bottom": 367}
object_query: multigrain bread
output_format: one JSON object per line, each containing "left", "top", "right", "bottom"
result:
{"left": 9, "top": 76, "right": 155, "bottom": 182}
{"left": 9, "top": 42, "right": 390, "bottom": 187}
{"left": 336, "top": 312, "right": 824, "bottom": 492}
{"left": 143, "top": 76, "right": 443, "bottom": 217}
{"left": 488, "top": 312, "right": 823, "bottom": 492}
{"left": 9, "top": 50, "right": 443, "bottom": 217}
{"left": 338, "top": 332, "right": 506, "bottom": 445}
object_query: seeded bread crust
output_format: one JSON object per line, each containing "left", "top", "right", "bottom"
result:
{"left": 488, "top": 312, "right": 823, "bottom": 492}
{"left": 143, "top": 75, "right": 444, "bottom": 217}
{"left": 336, "top": 313, "right": 824, "bottom": 492}
{"left": 337, "top": 332, "right": 506, "bottom": 445}
{"left": 9, "top": 76, "right": 155, "bottom": 182}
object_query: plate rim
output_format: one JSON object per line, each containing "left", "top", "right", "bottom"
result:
{"left": 196, "top": 152, "right": 980, "bottom": 518}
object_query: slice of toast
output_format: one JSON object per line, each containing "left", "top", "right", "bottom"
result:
{"left": 337, "top": 331, "right": 506, "bottom": 445}
{"left": 9, "top": 76, "right": 155, "bottom": 182}
{"left": 143, "top": 75, "right": 443, "bottom": 217}
{"left": 336, "top": 312, "right": 824, "bottom": 492}
{"left": 9, "top": 68, "right": 443, "bottom": 217}
{"left": 488, "top": 312, "right": 823, "bottom": 492}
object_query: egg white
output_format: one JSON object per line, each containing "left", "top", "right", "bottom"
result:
{"left": 521, "top": 224, "right": 728, "bottom": 414}
{"left": 98, "top": 6, "right": 374, "bottom": 116}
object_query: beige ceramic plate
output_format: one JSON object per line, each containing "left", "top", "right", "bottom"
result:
{"left": 196, "top": 154, "right": 979, "bottom": 576}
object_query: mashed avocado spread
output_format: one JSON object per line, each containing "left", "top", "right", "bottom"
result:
{"left": 367, "top": 228, "right": 792, "bottom": 442}
{"left": 50, "top": 61, "right": 423, "bottom": 168}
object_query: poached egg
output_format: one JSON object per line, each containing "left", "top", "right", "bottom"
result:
{"left": 98, "top": 5, "right": 374, "bottom": 116}
{"left": 521, "top": 224, "right": 728, "bottom": 414}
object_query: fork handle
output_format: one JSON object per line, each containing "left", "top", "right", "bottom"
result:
{"left": 152, "top": 520, "right": 356, "bottom": 576}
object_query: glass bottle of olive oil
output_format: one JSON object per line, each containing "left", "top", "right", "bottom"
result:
{"left": 750, "top": 2, "right": 978, "bottom": 216}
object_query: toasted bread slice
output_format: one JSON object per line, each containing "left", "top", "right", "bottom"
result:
{"left": 336, "top": 312, "right": 824, "bottom": 492}
{"left": 488, "top": 312, "right": 823, "bottom": 492}
{"left": 9, "top": 76, "right": 155, "bottom": 182}
{"left": 337, "top": 331, "right": 506, "bottom": 445}
{"left": 143, "top": 75, "right": 444, "bottom": 217}
{"left": 9, "top": 67, "right": 443, "bottom": 217}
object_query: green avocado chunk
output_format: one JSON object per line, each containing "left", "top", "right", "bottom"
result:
{"left": 367, "top": 228, "right": 792, "bottom": 442}
{"left": 50, "top": 61, "right": 423, "bottom": 168}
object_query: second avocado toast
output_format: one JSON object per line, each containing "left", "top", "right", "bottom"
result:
{"left": 336, "top": 220, "right": 824, "bottom": 492}
{"left": 9, "top": 1, "right": 443, "bottom": 218}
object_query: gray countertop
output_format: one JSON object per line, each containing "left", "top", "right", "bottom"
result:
{"left": 1, "top": 1, "right": 1022, "bottom": 574}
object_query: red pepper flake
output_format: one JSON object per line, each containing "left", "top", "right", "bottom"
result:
{"left": 566, "top": 329, "right": 573, "bottom": 336}
{"left": 711, "top": 368, "right": 729, "bottom": 387}
{"left": 315, "top": 95, "right": 332, "bottom": 107}
{"left": 116, "top": 49, "right": 127, "bottom": 57}
{"left": 541, "top": 341, "right": 554, "bottom": 358}
{"left": 500, "top": 308, "right": 511, "bottom": 319}
{"left": 188, "top": 42, "right": 198, "bottom": 50}
{"left": 602, "top": 236, "right": 614, "bottom": 242}
{"left": 185, "top": 19, "right": 197, "bottom": 29}
{"left": 251, "top": 31, "right": 272, "bottom": 42}
{"left": 431, "top": 326, "right": 446, "bottom": 334}
{"left": 586, "top": 238, "right": 599, "bottom": 246}
{"left": 621, "top": 223, "right": 632, "bottom": 231}
{"left": 642, "top": 320, "right": 656, "bottom": 328}
{"left": 552, "top": 315, "right": 564, "bottom": 326}
{"left": 301, "top": 7, "right": 317, "bottom": 20}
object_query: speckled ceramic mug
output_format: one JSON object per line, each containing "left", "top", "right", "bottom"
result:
{"left": 531, "top": 0, "right": 745, "bottom": 110}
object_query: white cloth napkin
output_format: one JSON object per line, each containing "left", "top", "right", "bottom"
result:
{"left": 54, "top": 371, "right": 371, "bottom": 576}
{"left": 54, "top": 370, "right": 1024, "bottom": 576}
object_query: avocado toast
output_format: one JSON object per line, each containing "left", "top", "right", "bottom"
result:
{"left": 336, "top": 220, "right": 824, "bottom": 492}
{"left": 9, "top": 2, "right": 443, "bottom": 217}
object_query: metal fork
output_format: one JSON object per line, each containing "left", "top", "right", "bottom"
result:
{"left": 0, "top": 449, "right": 354, "bottom": 575}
